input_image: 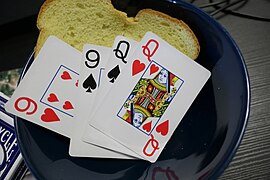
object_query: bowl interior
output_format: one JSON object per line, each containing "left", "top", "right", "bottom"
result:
{"left": 15, "top": 0, "right": 249, "bottom": 179}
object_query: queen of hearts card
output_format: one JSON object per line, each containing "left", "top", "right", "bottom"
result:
{"left": 117, "top": 61, "right": 184, "bottom": 135}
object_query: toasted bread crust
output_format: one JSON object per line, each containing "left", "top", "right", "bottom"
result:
{"left": 35, "top": 0, "right": 200, "bottom": 60}
{"left": 136, "top": 9, "right": 200, "bottom": 58}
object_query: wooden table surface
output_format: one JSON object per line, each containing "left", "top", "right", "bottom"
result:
{"left": 213, "top": 1, "right": 270, "bottom": 179}
{"left": 0, "top": 0, "right": 269, "bottom": 179}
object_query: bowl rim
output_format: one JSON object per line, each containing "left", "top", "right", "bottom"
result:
{"left": 14, "top": 1, "right": 251, "bottom": 179}
{"left": 171, "top": 0, "right": 250, "bottom": 179}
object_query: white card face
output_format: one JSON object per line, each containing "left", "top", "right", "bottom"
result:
{"left": 89, "top": 32, "right": 211, "bottom": 163}
{"left": 69, "top": 44, "right": 136, "bottom": 159}
{"left": 82, "top": 32, "right": 167, "bottom": 158}
{"left": 5, "top": 37, "right": 137, "bottom": 159}
{"left": 5, "top": 36, "right": 81, "bottom": 137}
{"left": 80, "top": 37, "right": 143, "bottom": 158}
{"left": 88, "top": 36, "right": 138, "bottom": 118}
{"left": 69, "top": 44, "right": 107, "bottom": 156}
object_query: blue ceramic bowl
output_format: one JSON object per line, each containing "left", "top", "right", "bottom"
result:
{"left": 15, "top": 0, "right": 250, "bottom": 179}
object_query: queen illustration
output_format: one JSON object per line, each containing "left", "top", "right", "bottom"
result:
{"left": 121, "top": 68, "right": 180, "bottom": 128}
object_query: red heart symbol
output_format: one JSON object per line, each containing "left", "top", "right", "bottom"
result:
{"left": 150, "top": 64, "right": 159, "bottom": 75}
{"left": 61, "top": 71, "right": 72, "bottom": 80}
{"left": 47, "top": 93, "right": 59, "bottom": 102}
{"left": 41, "top": 108, "right": 60, "bottom": 122}
{"left": 142, "top": 121, "right": 152, "bottom": 133}
{"left": 75, "top": 80, "right": 79, "bottom": 87}
{"left": 156, "top": 120, "right": 169, "bottom": 136}
{"left": 63, "top": 101, "right": 74, "bottom": 110}
{"left": 132, "top": 60, "right": 146, "bottom": 76}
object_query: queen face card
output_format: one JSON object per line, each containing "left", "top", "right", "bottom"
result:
{"left": 117, "top": 61, "right": 184, "bottom": 135}
{"left": 88, "top": 32, "right": 211, "bottom": 163}
{"left": 82, "top": 32, "right": 171, "bottom": 157}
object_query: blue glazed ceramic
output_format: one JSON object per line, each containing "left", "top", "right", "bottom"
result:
{"left": 15, "top": 0, "right": 250, "bottom": 179}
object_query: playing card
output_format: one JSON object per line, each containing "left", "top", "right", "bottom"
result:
{"left": 69, "top": 44, "right": 109, "bottom": 156}
{"left": 5, "top": 36, "right": 81, "bottom": 137}
{"left": 88, "top": 36, "right": 138, "bottom": 118}
{"left": 88, "top": 32, "right": 211, "bottom": 162}
{"left": 82, "top": 32, "right": 165, "bottom": 157}
{"left": 70, "top": 39, "right": 141, "bottom": 158}
{"left": 69, "top": 44, "right": 136, "bottom": 159}
{"left": 5, "top": 37, "right": 136, "bottom": 159}
{"left": 5, "top": 37, "right": 135, "bottom": 159}
{"left": 80, "top": 37, "right": 144, "bottom": 158}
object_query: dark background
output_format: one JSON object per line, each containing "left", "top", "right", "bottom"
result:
{"left": 0, "top": 0, "right": 270, "bottom": 179}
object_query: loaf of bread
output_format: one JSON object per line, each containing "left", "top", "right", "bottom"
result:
{"left": 36, "top": 0, "right": 200, "bottom": 60}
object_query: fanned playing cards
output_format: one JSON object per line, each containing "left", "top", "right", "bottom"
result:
{"left": 5, "top": 32, "right": 211, "bottom": 163}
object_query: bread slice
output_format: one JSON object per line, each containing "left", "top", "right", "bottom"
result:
{"left": 123, "top": 9, "right": 200, "bottom": 60}
{"left": 36, "top": 0, "right": 200, "bottom": 60}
